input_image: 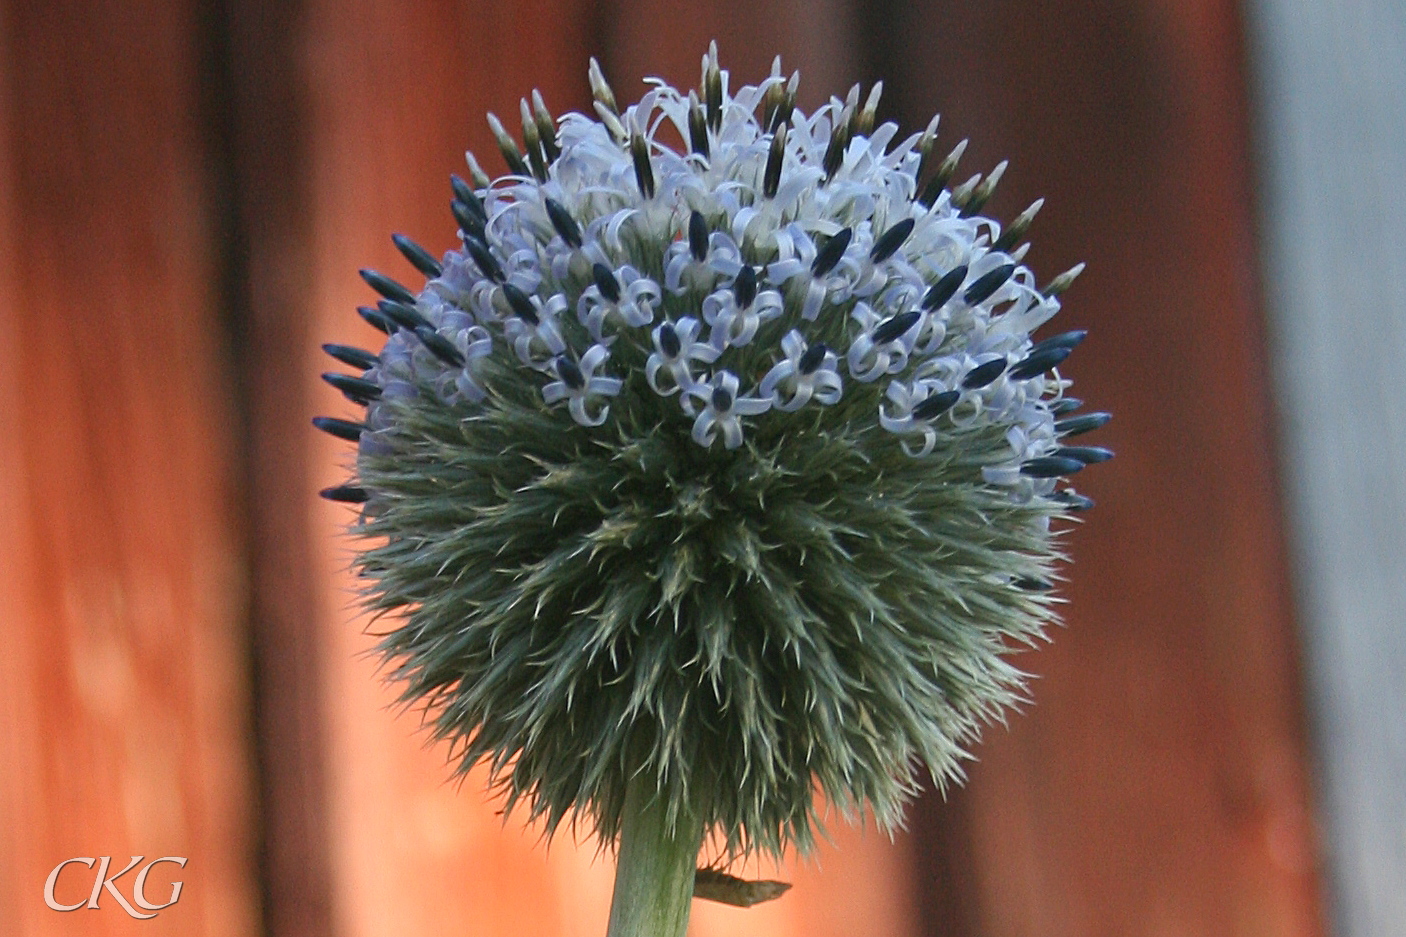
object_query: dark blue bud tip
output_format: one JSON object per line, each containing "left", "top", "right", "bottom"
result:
{"left": 962, "top": 357, "right": 1008, "bottom": 389}
{"left": 797, "top": 342, "right": 828, "bottom": 375}
{"left": 872, "top": 310, "right": 920, "bottom": 345}
{"left": 1013, "top": 576, "right": 1053, "bottom": 591}
{"left": 811, "top": 227, "right": 852, "bottom": 277}
{"left": 711, "top": 386, "right": 733, "bottom": 412}
{"left": 360, "top": 268, "right": 417, "bottom": 305}
{"left": 870, "top": 217, "right": 915, "bottom": 264}
{"left": 1021, "top": 456, "right": 1085, "bottom": 478}
{"left": 357, "top": 304, "right": 395, "bottom": 334}
{"left": 964, "top": 263, "right": 1015, "bottom": 306}
{"left": 414, "top": 326, "right": 465, "bottom": 367}
{"left": 1054, "top": 490, "right": 1096, "bottom": 511}
{"left": 1055, "top": 412, "right": 1112, "bottom": 437}
{"left": 555, "top": 355, "right": 585, "bottom": 390}
{"left": 688, "top": 211, "right": 709, "bottom": 262}
{"left": 502, "top": 283, "right": 539, "bottom": 324}
{"left": 1054, "top": 445, "right": 1114, "bottom": 464}
{"left": 313, "top": 416, "right": 366, "bottom": 442}
{"left": 733, "top": 265, "right": 757, "bottom": 308}
{"left": 544, "top": 198, "right": 583, "bottom": 249}
{"left": 1008, "top": 345, "right": 1072, "bottom": 380}
{"left": 1049, "top": 396, "right": 1083, "bottom": 415}
{"left": 922, "top": 265, "right": 968, "bottom": 310}
{"left": 320, "top": 485, "right": 369, "bottom": 503}
{"left": 322, "top": 344, "right": 379, "bottom": 371}
{"left": 378, "top": 299, "right": 429, "bottom": 331}
{"left": 592, "top": 263, "right": 621, "bottom": 303}
{"left": 912, "top": 389, "right": 960, "bottom": 420}
{"left": 464, "top": 236, "right": 504, "bottom": 282}
{"left": 451, "top": 200, "right": 486, "bottom": 241}
{"left": 392, "top": 234, "right": 443, "bottom": 279}
{"left": 1031, "top": 329, "right": 1088, "bottom": 354}
{"left": 658, "top": 323, "right": 682, "bottom": 358}
{"left": 323, "top": 372, "right": 382, "bottom": 403}
{"left": 449, "top": 174, "right": 487, "bottom": 222}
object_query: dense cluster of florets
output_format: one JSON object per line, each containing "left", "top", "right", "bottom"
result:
{"left": 317, "top": 45, "right": 1110, "bottom": 859}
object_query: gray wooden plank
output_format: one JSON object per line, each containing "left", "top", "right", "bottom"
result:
{"left": 1244, "top": 3, "right": 1406, "bottom": 934}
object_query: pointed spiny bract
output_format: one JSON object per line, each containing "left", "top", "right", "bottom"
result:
{"left": 333, "top": 46, "right": 1107, "bottom": 862}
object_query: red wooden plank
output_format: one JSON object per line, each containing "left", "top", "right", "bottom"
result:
{"left": 878, "top": 2, "right": 1328, "bottom": 934}
{"left": 0, "top": 2, "right": 258, "bottom": 935}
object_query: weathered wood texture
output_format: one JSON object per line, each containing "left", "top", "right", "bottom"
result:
{"left": 1244, "top": 2, "right": 1406, "bottom": 934}
{"left": 875, "top": 2, "right": 1328, "bottom": 935}
{"left": 0, "top": 2, "right": 258, "bottom": 935}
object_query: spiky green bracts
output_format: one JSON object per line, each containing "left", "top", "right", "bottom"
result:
{"left": 317, "top": 46, "right": 1109, "bottom": 864}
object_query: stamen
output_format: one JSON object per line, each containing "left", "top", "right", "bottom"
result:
{"left": 1042, "top": 262, "right": 1086, "bottom": 298}
{"left": 323, "top": 372, "right": 382, "bottom": 404}
{"left": 912, "top": 390, "right": 960, "bottom": 420}
{"left": 1020, "top": 456, "right": 1085, "bottom": 478}
{"left": 588, "top": 57, "right": 619, "bottom": 116}
{"left": 322, "top": 343, "right": 378, "bottom": 370}
{"left": 689, "top": 211, "right": 709, "bottom": 262}
{"left": 1030, "top": 329, "right": 1087, "bottom": 354}
{"left": 544, "top": 198, "right": 583, "bottom": 248}
{"left": 918, "top": 139, "right": 967, "bottom": 207}
{"left": 556, "top": 356, "right": 586, "bottom": 390}
{"left": 486, "top": 112, "right": 531, "bottom": 177}
{"left": 1054, "top": 412, "right": 1112, "bottom": 437}
{"left": 502, "top": 283, "right": 539, "bottom": 324}
{"left": 871, "top": 310, "right": 920, "bottom": 345}
{"left": 1054, "top": 445, "right": 1114, "bottom": 464}
{"left": 1008, "top": 346, "right": 1072, "bottom": 379}
{"left": 357, "top": 304, "right": 395, "bottom": 334}
{"left": 378, "top": 299, "right": 430, "bottom": 331}
{"left": 464, "top": 236, "right": 505, "bottom": 283}
{"left": 922, "top": 265, "right": 968, "bottom": 310}
{"left": 797, "top": 342, "right": 828, "bottom": 375}
{"left": 962, "top": 358, "right": 1007, "bottom": 388}
{"left": 631, "top": 134, "right": 656, "bottom": 199}
{"left": 320, "top": 485, "right": 369, "bottom": 503}
{"left": 733, "top": 265, "right": 757, "bottom": 309}
{"left": 711, "top": 386, "right": 733, "bottom": 412}
{"left": 360, "top": 268, "right": 417, "bottom": 305}
{"left": 414, "top": 326, "right": 466, "bottom": 367}
{"left": 992, "top": 198, "right": 1044, "bottom": 252}
{"left": 392, "top": 234, "right": 443, "bottom": 278}
{"left": 531, "top": 89, "right": 560, "bottom": 162}
{"left": 659, "top": 323, "right": 682, "bottom": 358}
{"left": 687, "top": 91, "right": 710, "bottom": 158}
{"left": 763, "top": 125, "right": 786, "bottom": 199}
{"left": 870, "top": 217, "right": 914, "bottom": 263}
{"left": 1049, "top": 397, "right": 1083, "bottom": 415}
{"left": 592, "top": 263, "right": 622, "bottom": 303}
{"left": 963, "top": 264, "right": 1015, "bottom": 305}
{"left": 313, "top": 416, "right": 366, "bottom": 442}
{"left": 811, "top": 228, "right": 852, "bottom": 277}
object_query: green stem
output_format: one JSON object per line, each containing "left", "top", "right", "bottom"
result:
{"left": 605, "top": 775, "right": 703, "bottom": 937}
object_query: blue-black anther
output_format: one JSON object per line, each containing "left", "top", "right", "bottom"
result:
{"left": 733, "top": 265, "right": 757, "bottom": 308}
{"left": 378, "top": 299, "right": 430, "bottom": 331}
{"left": 1054, "top": 445, "right": 1114, "bottom": 464}
{"left": 689, "top": 211, "right": 709, "bottom": 262}
{"left": 592, "top": 263, "right": 621, "bottom": 303}
{"left": 631, "top": 134, "right": 655, "bottom": 199}
{"left": 1013, "top": 577, "right": 1053, "bottom": 591}
{"left": 313, "top": 416, "right": 366, "bottom": 442}
{"left": 1055, "top": 412, "right": 1112, "bottom": 437}
{"left": 464, "top": 236, "right": 505, "bottom": 282}
{"left": 1020, "top": 456, "right": 1085, "bottom": 478}
{"left": 451, "top": 199, "right": 486, "bottom": 242}
{"left": 658, "top": 323, "right": 682, "bottom": 358}
{"left": 711, "top": 386, "right": 733, "bottom": 412}
{"left": 320, "top": 485, "right": 370, "bottom": 503}
{"left": 870, "top": 217, "right": 915, "bottom": 263}
{"left": 502, "top": 283, "right": 539, "bottom": 324}
{"left": 872, "top": 310, "right": 920, "bottom": 345}
{"left": 688, "top": 103, "right": 709, "bottom": 157}
{"left": 392, "top": 234, "right": 443, "bottom": 278}
{"left": 963, "top": 263, "right": 1015, "bottom": 305}
{"left": 450, "top": 174, "right": 487, "bottom": 222}
{"left": 962, "top": 357, "right": 1008, "bottom": 388}
{"left": 912, "top": 390, "right": 961, "bottom": 420}
{"left": 323, "top": 372, "right": 382, "bottom": 403}
{"left": 797, "top": 342, "right": 828, "bottom": 375}
{"left": 415, "top": 327, "right": 466, "bottom": 367}
{"left": 811, "top": 227, "right": 852, "bottom": 277}
{"left": 544, "top": 198, "right": 583, "bottom": 248}
{"left": 922, "top": 265, "right": 968, "bottom": 310}
{"left": 322, "top": 344, "right": 379, "bottom": 371}
{"left": 1030, "top": 329, "right": 1088, "bottom": 354}
{"left": 1049, "top": 397, "right": 1083, "bottom": 415}
{"left": 357, "top": 304, "right": 396, "bottom": 334}
{"left": 360, "top": 268, "right": 417, "bottom": 305}
{"left": 555, "top": 356, "right": 585, "bottom": 390}
{"left": 1053, "top": 490, "right": 1096, "bottom": 511}
{"left": 1008, "top": 345, "right": 1072, "bottom": 380}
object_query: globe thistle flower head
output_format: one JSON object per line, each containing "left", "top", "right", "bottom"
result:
{"left": 319, "top": 44, "right": 1110, "bottom": 861}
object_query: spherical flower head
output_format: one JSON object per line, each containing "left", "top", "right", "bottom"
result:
{"left": 319, "top": 45, "right": 1110, "bottom": 861}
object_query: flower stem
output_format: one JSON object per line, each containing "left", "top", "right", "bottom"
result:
{"left": 605, "top": 775, "right": 703, "bottom": 937}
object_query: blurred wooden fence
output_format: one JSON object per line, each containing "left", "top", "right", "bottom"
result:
{"left": 0, "top": 1, "right": 1327, "bottom": 935}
